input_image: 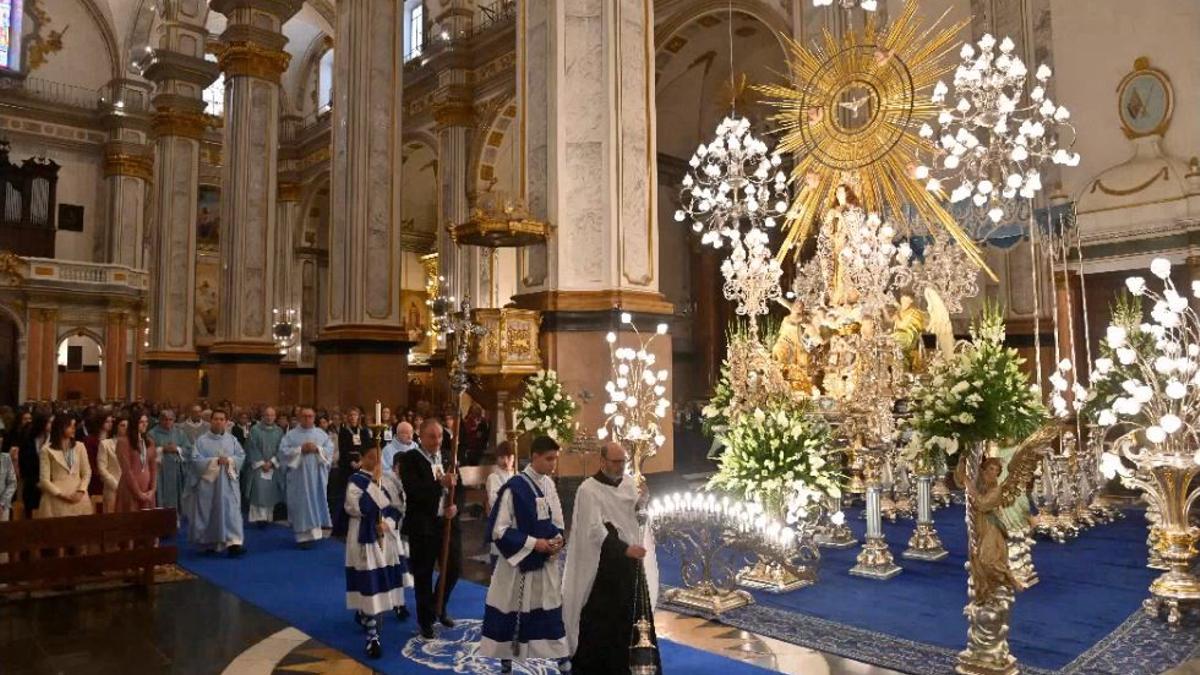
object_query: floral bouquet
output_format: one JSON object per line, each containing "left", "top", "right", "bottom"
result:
{"left": 707, "top": 398, "right": 841, "bottom": 520}
{"left": 908, "top": 304, "right": 1047, "bottom": 468}
{"left": 513, "top": 369, "right": 578, "bottom": 443}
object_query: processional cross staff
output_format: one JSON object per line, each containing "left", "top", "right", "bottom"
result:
{"left": 435, "top": 297, "right": 488, "bottom": 618}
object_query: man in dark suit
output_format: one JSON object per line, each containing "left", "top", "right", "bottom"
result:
{"left": 399, "top": 417, "right": 462, "bottom": 639}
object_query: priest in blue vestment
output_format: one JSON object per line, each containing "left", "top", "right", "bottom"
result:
{"left": 189, "top": 410, "right": 246, "bottom": 556}
{"left": 480, "top": 436, "right": 570, "bottom": 673}
{"left": 279, "top": 407, "right": 334, "bottom": 548}
{"left": 149, "top": 409, "right": 192, "bottom": 523}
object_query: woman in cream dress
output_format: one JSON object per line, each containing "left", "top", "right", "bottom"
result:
{"left": 37, "top": 416, "right": 95, "bottom": 519}
{"left": 96, "top": 418, "right": 127, "bottom": 513}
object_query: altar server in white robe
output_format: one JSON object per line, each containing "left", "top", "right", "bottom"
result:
{"left": 189, "top": 410, "right": 246, "bottom": 556}
{"left": 480, "top": 436, "right": 570, "bottom": 673}
{"left": 345, "top": 441, "right": 412, "bottom": 659}
{"left": 562, "top": 442, "right": 660, "bottom": 675}
{"left": 279, "top": 407, "right": 334, "bottom": 548}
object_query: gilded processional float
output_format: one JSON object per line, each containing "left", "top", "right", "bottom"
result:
{"left": 635, "top": 3, "right": 1177, "bottom": 674}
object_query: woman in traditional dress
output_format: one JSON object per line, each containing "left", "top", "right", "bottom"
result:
{"left": 96, "top": 417, "right": 125, "bottom": 513}
{"left": 115, "top": 414, "right": 158, "bottom": 513}
{"left": 344, "top": 442, "right": 411, "bottom": 658}
{"left": 36, "top": 415, "right": 94, "bottom": 519}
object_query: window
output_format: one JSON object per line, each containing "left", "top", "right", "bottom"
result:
{"left": 317, "top": 49, "right": 334, "bottom": 112}
{"left": 202, "top": 52, "right": 224, "bottom": 117}
{"left": 0, "top": 0, "right": 24, "bottom": 71}
{"left": 408, "top": 3, "right": 424, "bottom": 60}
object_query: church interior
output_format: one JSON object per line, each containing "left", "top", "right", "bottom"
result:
{"left": 3, "top": 0, "right": 1200, "bottom": 673}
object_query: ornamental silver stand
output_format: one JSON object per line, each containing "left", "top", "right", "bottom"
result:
{"left": 903, "top": 474, "right": 949, "bottom": 561}
{"left": 850, "top": 452, "right": 902, "bottom": 580}
{"left": 815, "top": 493, "right": 857, "bottom": 549}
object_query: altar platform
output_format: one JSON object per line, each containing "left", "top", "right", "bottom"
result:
{"left": 659, "top": 505, "right": 1200, "bottom": 675}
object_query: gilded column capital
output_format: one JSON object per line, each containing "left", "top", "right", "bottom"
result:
{"left": 152, "top": 107, "right": 210, "bottom": 140}
{"left": 277, "top": 181, "right": 303, "bottom": 202}
{"left": 218, "top": 41, "right": 292, "bottom": 83}
{"left": 104, "top": 144, "right": 154, "bottom": 181}
{"left": 433, "top": 99, "right": 476, "bottom": 130}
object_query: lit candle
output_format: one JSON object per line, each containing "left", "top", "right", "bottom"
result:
{"left": 374, "top": 400, "right": 382, "bottom": 426}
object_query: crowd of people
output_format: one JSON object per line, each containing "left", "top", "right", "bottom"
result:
{"left": 0, "top": 398, "right": 658, "bottom": 673}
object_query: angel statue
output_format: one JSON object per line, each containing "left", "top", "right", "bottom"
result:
{"left": 954, "top": 424, "right": 1062, "bottom": 675}
{"left": 923, "top": 287, "right": 955, "bottom": 359}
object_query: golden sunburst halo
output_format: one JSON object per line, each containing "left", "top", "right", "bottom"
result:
{"left": 757, "top": 3, "right": 996, "bottom": 280}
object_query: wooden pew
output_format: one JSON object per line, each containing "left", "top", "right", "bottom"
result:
{"left": 0, "top": 509, "right": 178, "bottom": 594}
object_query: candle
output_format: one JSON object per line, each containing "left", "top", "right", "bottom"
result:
{"left": 374, "top": 401, "right": 382, "bottom": 426}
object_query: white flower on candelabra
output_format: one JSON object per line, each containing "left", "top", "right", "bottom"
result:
{"left": 721, "top": 226, "right": 783, "bottom": 318}
{"left": 1092, "top": 259, "right": 1200, "bottom": 477}
{"left": 597, "top": 316, "right": 672, "bottom": 466}
{"left": 917, "top": 34, "right": 1079, "bottom": 223}
{"left": 675, "top": 115, "right": 789, "bottom": 250}
{"left": 837, "top": 211, "right": 913, "bottom": 316}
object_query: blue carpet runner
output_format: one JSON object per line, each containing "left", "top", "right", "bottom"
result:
{"left": 658, "top": 505, "right": 1200, "bottom": 674}
{"left": 176, "top": 523, "right": 775, "bottom": 675}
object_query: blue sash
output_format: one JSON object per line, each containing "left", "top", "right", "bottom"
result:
{"left": 486, "top": 471, "right": 562, "bottom": 572}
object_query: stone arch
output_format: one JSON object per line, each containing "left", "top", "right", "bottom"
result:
{"left": 470, "top": 96, "right": 518, "bottom": 201}
{"left": 654, "top": 0, "right": 790, "bottom": 81}
{"left": 0, "top": 302, "right": 26, "bottom": 405}
{"left": 71, "top": 0, "right": 123, "bottom": 80}
{"left": 54, "top": 326, "right": 106, "bottom": 402}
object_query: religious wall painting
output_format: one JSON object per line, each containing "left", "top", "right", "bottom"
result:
{"left": 400, "top": 289, "right": 429, "bottom": 336}
{"left": 197, "top": 185, "right": 220, "bottom": 249}
{"left": 194, "top": 253, "right": 219, "bottom": 343}
{"left": 22, "top": 0, "right": 67, "bottom": 72}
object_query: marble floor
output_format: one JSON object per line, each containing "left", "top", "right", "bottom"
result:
{"left": 0, "top": 575, "right": 906, "bottom": 675}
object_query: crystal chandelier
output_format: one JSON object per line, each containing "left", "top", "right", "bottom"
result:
{"left": 813, "top": 0, "right": 878, "bottom": 9}
{"left": 721, "top": 226, "right": 783, "bottom": 320}
{"left": 675, "top": 116, "right": 789, "bottom": 249}
{"left": 916, "top": 34, "right": 1080, "bottom": 224}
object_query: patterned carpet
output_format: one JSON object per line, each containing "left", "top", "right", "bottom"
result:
{"left": 659, "top": 505, "right": 1200, "bottom": 675}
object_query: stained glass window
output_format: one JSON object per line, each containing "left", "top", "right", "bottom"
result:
{"left": 0, "top": 0, "right": 24, "bottom": 71}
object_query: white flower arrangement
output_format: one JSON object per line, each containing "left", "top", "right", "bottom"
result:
{"left": 1094, "top": 259, "right": 1200, "bottom": 479}
{"left": 597, "top": 314, "right": 672, "bottom": 467}
{"left": 909, "top": 304, "right": 1047, "bottom": 465}
{"left": 514, "top": 369, "right": 578, "bottom": 443}
{"left": 708, "top": 400, "right": 841, "bottom": 520}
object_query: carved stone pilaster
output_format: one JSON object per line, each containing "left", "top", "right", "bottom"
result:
{"left": 317, "top": 0, "right": 414, "bottom": 409}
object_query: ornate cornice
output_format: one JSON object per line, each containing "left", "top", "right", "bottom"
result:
{"left": 218, "top": 41, "right": 292, "bottom": 83}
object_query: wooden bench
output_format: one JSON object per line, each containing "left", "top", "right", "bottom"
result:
{"left": 0, "top": 509, "right": 178, "bottom": 594}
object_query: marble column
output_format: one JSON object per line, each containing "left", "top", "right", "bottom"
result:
{"left": 434, "top": 80, "right": 477, "bottom": 306}
{"left": 316, "top": 0, "right": 415, "bottom": 410}
{"left": 142, "top": 23, "right": 220, "bottom": 404}
{"left": 100, "top": 78, "right": 154, "bottom": 270}
{"left": 514, "top": 0, "right": 675, "bottom": 476}
{"left": 205, "top": 0, "right": 300, "bottom": 405}
{"left": 104, "top": 311, "right": 128, "bottom": 401}
{"left": 24, "top": 308, "right": 56, "bottom": 402}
